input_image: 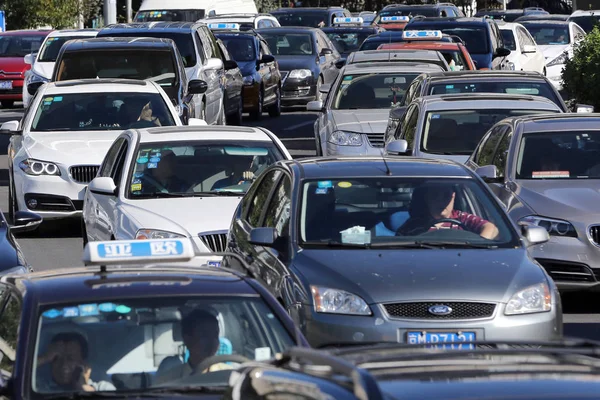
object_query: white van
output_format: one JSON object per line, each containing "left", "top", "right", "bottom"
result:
{"left": 135, "top": 0, "right": 258, "bottom": 22}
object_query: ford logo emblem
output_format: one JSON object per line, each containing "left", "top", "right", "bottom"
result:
{"left": 428, "top": 305, "right": 452, "bottom": 315}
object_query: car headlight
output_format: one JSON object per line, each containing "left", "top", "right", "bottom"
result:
{"left": 289, "top": 69, "right": 312, "bottom": 79}
{"left": 19, "top": 159, "right": 60, "bottom": 176}
{"left": 327, "top": 130, "right": 363, "bottom": 146}
{"left": 311, "top": 285, "right": 372, "bottom": 315}
{"left": 1, "top": 266, "right": 28, "bottom": 275}
{"left": 135, "top": 229, "right": 186, "bottom": 240}
{"left": 518, "top": 215, "right": 577, "bottom": 238}
{"left": 507, "top": 61, "right": 516, "bottom": 70}
{"left": 505, "top": 282, "right": 551, "bottom": 315}
{"left": 546, "top": 52, "right": 568, "bottom": 67}
{"left": 243, "top": 75, "right": 255, "bottom": 85}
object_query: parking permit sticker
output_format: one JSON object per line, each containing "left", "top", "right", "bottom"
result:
{"left": 147, "top": 162, "right": 158, "bottom": 169}
{"left": 63, "top": 307, "right": 79, "bottom": 318}
{"left": 343, "top": 75, "right": 353, "bottom": 80}
{"left": 137, "top": 157, "right": 148, "bottom": 164}
{"left": 149, "top": 157, "right": 161, "bottom": 163}
{"left": 315, "top": 188, "right": 328, "bottom": 194}
{"left": 318, "top": 180, "right": 333, "bottom": 188}
{"left": 338, "top": 181, "right": 352, "bottom": 188}
{"left": 131, "top": 183, "right": 142, "bottom": 191}
{"left": 43, "top": 309, "right": 62, "bottom": 319}
{"left": 431, "top": 114, "right": 441, "bottom": 119}
{"left": 98, "top": 303, "right": 116, "bottom": 312}
{"left": 532, "top": 171, "right": 569, "bottom": 178}
{"left": 43, "top": 97, "right": 53, "bottom": 102}
{"left": 53, "top": 96, "right": 63, "bottom": 102}
{"left": 255, "top": 347, "right": 272, "bottom": 361}
{"left": 79, "top": 304, "right": 99, "bottom": 316}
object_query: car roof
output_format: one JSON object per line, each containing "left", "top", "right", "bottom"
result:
{"left": 419, "top": 93, "right": 561, "bottom": 110}
{"left": 343, "top": 62, "right": 444, "bottom": 74}
{"left": 134, "top": 125, "right": 274, "bottom": 142}
{"left": 511, "top": 113, "right": 600, "bottom": 133}
{"left": 100, "top": 21, "right": 199, "bottom": 33}
{"left": 42, "top": 79, "right": 160, "bottom": 94}
{"left": 424, "top": 70, "right": 548, "bottom": 81}
{"left": 571, "top": 9, "right": 600, "bottom": 15}
{"left": 62, "top": 36, "right": 175, "bottom": 50}
{"left": 0, "top": 29, "right": 51, "bottom": 36}
{"left": 519, "top": 20, "right": 570, "bottom": 25}
{"left": 255, "top": 27, "right": 318, "bottom": 33}
{"left": 382, "top": 42, "right": 461, "bottom": 50}
{"left": 283, "top": 157, "right": 472, "bottom": 179}
{"left": 321, "top": 26, "right": 380, "bottom": 32}
{"left": 407, "top": 17, "right": 490, "bottom": 26}
{"left": 48, "top": 29, "right": 99, "bottom": 37}
{"left": 350, "top": 49, "right": 444, "bottom": 62}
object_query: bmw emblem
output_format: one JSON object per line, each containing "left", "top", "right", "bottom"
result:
{"left": 428, "top": 305, "right": 452, "bottom": 316}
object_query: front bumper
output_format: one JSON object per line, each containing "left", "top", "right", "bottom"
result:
{"left": 324, "top": 134, "right": 385, "bottom": 157}
{"left": 282, "top": 80, "right": 317, "bottom": 106}
{"left": 302, "top": 301, "right": 562, "bottom": 348}
{"left": 0, "top": 78, "right": 23, "bottom": 101}
{"left": 545, "top": 64, "right": 564, "bottom": 91}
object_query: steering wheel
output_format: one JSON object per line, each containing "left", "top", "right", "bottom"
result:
{"left": 194, "top": 354, "right": 251, "bottom": 374}
{"left": 433, "top": 218, "right": 468, "bottom": 230}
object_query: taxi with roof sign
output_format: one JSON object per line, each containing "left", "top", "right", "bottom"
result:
{"left": 0, "top": 238, "right": 308, "bottom": 399}
{"left": 321, "top": 17, "right": 384, "bottom": 59}
{"left": 375, "top": 15, "right": 410, "bottom": 31}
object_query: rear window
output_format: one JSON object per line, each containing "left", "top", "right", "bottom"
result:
{"left": 0, "top": 34, "right": 45, "bottom": 57}
{"left": 272, "top": 11, "right": 330, "bottom": 27}
{"left": 407, "top": 25, "right": 490, "bottom": 54}
{"left": 134, "top": 9, "right": 205, "bottom": 22}
{"left": 569, "top": 15, "right": 600, "bottom": 33}
{"left": 55, "top": 50, "right": 177, "bottom": 87}
{"left": 38, "top": 36, "right": 94, "bottom": 62}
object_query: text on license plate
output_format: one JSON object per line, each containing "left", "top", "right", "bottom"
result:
{"left": 407, "top": 331, "right": 476, "bottom": 349}
{"left": 0, "top": 81, "right": 12, "bottom": 90}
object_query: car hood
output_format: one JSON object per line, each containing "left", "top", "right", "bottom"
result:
{"left": 516, "top": 179, "right": 600, "bottom": 219}
{"left": 31, "top": 61, "right": 54, "bottom": 79}
{"left": 0, "top": 56, "right": 27, "bottom": 75}
{"left": 23, "top": 131, "right": 122, "bottom": 165}
{"left": 122, "top": 196, "right": 243, "bottom": 236}
{"left": 275, "top": 55, "right": 317, "bottom": 72}
{"left": 331, "top": 109, "right": 390, "bottom": 134}
{"left": 538, "top": 44, "right": 569, "bottom": 61}
{"left": 293, "top": 248, "right": 544, "bottom": 304}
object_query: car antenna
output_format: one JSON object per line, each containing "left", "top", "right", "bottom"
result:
{"left": 380, "top": 149, "right": 392, "bottom": 175}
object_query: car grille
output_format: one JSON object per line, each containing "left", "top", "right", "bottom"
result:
{"left": 0, "top": 87, "right": 22, "bottom": 95}
{"left": 383, "top": 302, "right": 496, "bottom": 320}
{"left": 69, "top": 165, "right": 100, "bottom": 184}
{"left": 589, "top": 225, "right": 600, "bottom": 246}
{"left": 366, "top": 133, "right": 385, "bottom": 148}
{"left": 536, "top": 258, "right": 595, "bottom": 282}
{"left": 199, "top": 231, "right": 228, "bottom": 252}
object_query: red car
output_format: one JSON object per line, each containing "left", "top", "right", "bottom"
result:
{"left": 378, "top": 41, "right": 477, "bottom": 71}
{"left": 0, "top": 30, "right": 50, "bottom": 108}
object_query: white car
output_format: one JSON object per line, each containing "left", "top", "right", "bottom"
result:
{"left": 2, "top": 79, "right": 188, "bottom": 222}
{"left": 498, "top": 22, "right": 545, "bottom": 74}
{"left": 200, "top": 13, "right": 281, "bottom": 29}
{"left": 520, "top": 20, "right": 586, "bottom": 91}
{"left": 82, "top": 126, "right": 292, "bottom": 254}
{"left": 568, "top": 9, "right": 600, "bottom": 34}
{"left": 22, "top": 29, "right": 99, "bottom": 109}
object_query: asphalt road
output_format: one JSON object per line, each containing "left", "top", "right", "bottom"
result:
{"left": 0, "top": 105, "right": 599, "bottom": 341}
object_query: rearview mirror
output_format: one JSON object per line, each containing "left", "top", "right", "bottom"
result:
{"left": 385, "top": 139, "right": 409, "bottom": 155}
{"left": 10, "top": 211, "right": 42, "bottom": 233}
{"left": 522, "top": 225, "right": 549, "bottom": 246}
{"left": 188, "top": 80, "right": 208, "bottom": 95}
{"left": 188, "top": 118, "right": 207, "bottom": 125}
{"left": 576, "top": 104, "right": 594, "bottom": 113}
{"left": 335, "top": 58, "right": 346, "bottom": 69}
{"left": 224, "top": 59, "right": 238, "bottom": 70}
{"left": 320, "top": 48, "right": 333, "bottom": 56}
{"left": 494, "top": 47, "right": 511, "bottom": 58}
{"left": 306, "top": 100, "right": 324, "bottom": 112}
{"left": 89, "top": 177, "right": 116, "bottom": 196}
{"left": 205, "top": 57, "right": 224, "bottom": 71}
{"left": 24, "top": 53, "right": 35, "bottom": 65}
{"left": 522, "top": 44, "right": 537, "bottom": 53}
{"left": 249, "top": 227, "right": 277, "bottom": 247}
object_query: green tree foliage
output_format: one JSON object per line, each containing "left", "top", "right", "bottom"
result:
{"left": 562, "top": 26, "right": 600, "bottom": 109}
{"left": 0, "top": 0, "right": 102, "bottom": 29}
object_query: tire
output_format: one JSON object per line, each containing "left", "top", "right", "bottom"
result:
{"left": 267, "top": 86, "right": 282, "bottom": 118}
{"left": 249, "top": 87, "right": 263, "bottom": 120}
{"left": 227, "top": 92, "right": 243, "bottom": 125}
{"left": 82, "top": 219, "right": 89, "bottom": 249}
{"left": 2, "top": 100, "right": 14, "bottom": 109}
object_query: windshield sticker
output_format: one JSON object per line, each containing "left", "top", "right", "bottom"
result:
{"left": 53, "top": 96, "right": 63, "bottom": 102}
{"left": 446, "top": 85, "right": 454, "bottom": 89}
{"left": 79, "top": 304, "right": 99, "bottom": 316}
{"left": 338, "top": 181, "right": 352, "bottom": 188}
{"left": 149, "top": 156, "right": 161, "bottom": 163}
{"left": 255, "top": 347, "right": 272, "bottom": 361}
{"left": 431, "top": 114, "right": 440, "bottom": 119}
{"left": 79, "top": 119, "right": 92, "bottom": 128}
{"left": 43, "top": 309, "right": 62, "bottom": 319}
{"left": 147, "top": 162, "right": 158, "bottom": 169}
{"left": 137, "top": 157, "right": 149, "bottom": 164}
{"left": 98, "top": 303, "right": 116, "bottom": 313}
{"left": 132, "top": 178, "right": 141, "bottom": 185}
{"left": 315, "top": 188, "right": 328, "bottom": 194}
{"left": 318, "top": 180, "right": 333, "bottom": 188}
{"left": 43, "top": 97, "right": 53, "bottom": 102}
{"left": 340, "top": 226, "right": 371, "bottom": 244}
{"left": 133, "top": 172, "right": 144, "bottom": 178}
{"left": 131, "top": 183, "right": 142, "bottom": 191}
{"left": 63, "top": 307, "right": 79, "bottom": 318}
{"left": 532, "top": 171, "right": 569, "bottom": 178}
{"left": 343, "top": 75, "right": 353, "bottom": 81}
{"left": 116, "top": 305, "right": 132, "bottom": 314}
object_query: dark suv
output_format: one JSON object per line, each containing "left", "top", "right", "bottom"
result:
{"left": 404, "top": 16, "right": 511, "bottom": 70}
{"left": 270, "top": 7, "right": 352, "bottom": 28}
{"left": 373, "top": 3, "right": 464, "bottom": 25}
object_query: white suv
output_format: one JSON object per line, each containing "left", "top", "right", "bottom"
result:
{"left": 200, "top": 13, "right": 281, "bottom": 30}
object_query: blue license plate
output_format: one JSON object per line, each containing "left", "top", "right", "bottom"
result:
{"left": 406, "top": 331, "right": 476, "bottom": 349}
{"left": 0, "top": 81, "right": 12, "bottom": 90}
{"left": 207, "top": 261, "right": 221, "bottom": 267}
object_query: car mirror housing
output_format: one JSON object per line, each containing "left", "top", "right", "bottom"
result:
{"left": 0, "top": 121, "right": 19, "bottom": 132}
{"left": 224, "top": 59, "right": 238, "bottom": 70}
{"left": 249, "top": 227, "right": 277, "bottom": 247}
{"left": 335, "top": 59, "right": 346, "bottom": 69}
{"left": 320, "top": 48, "right": 333, "bottom": 56}
{"left": 10, "top": 211, "right": 42, "bottom": 233}
{"left": 89, "top": 177, "right": 117, "bottom": 196}
{"left": 205, "top": 58, "right": 224, "bottom": 71}
{"left": 494, "top": 47, "right": 511, "bottom": 58}
{"left": 27, "top": 81, "right": 44, "bottom": 96}
{"left": 24, "top": 53, "right": 35, "bottom": 65}
{"left": 576, "top": 104, "right": 594, "bottom": 113}
{"left": 475, "top": 165, "right": 500, "bottom": 181}
{"left": 307, "top": 100, "right": 324, "bottom": 112}
{"left": 188, "top": 79, "right": 208, "bottom": 95}
{"left": 522, "top": 225, "right": 550, "bottom": 246}
{"left": 260, "top": 54, "right": 275, "bottom": 64}
{"left": 385, "top": 139, "right": 409, "bottom": 155}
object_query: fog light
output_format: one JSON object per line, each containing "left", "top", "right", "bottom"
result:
{"left": 27, "top": 199, "right": 38, "bottom": 209}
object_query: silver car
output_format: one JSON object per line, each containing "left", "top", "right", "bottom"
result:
{"left": 307, "top": 62, "right": 444, "bottom": 156}
{"left": 466, "top": 114, "right": 600, "bottom": 292}
{"left": 383, "top": 93, "right": 563, "bottom": 163}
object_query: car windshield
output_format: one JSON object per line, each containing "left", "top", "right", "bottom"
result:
{"left": 260, "top": 33, "right": 314, "bottom": 56}
{"left": 429, "top": 82, "right": 563, "bottom": 109}
{"left": 32, "top": 296, "right": 295, "bottom": 395}
{"left": 218, "top": 36, "right": 256, "bottom": 62}
{"left": 30, "top": 93, "right": 176, "bottom": 132}
{"left": 38, "top": 36, "right": 95, "bottom": 62}
{"left": 96, "top": 32, "right": 196, "bottom": 67}
{"left": 325, "top": 31, "right": 373, "bottom": 54}
{"left": 373, "top": 8, "right": 439, "bottom": 24}
{"left": 0, "top": 34, "right": 45, "bottom": 57}
{"left": 299, "top": 178, "right": 517, "bottom": 247}
{"left": 500, "top": 29, "right": 517, "bottom": 50}
{"left": 134, "top": 9, "right": 205, "bottom": 22}
{"left": 568, "top": 15, "right": 600, "bottom": 33}
{"left": 516, "top": 131, "right": 600, "bottom": 179}
{"left": 521, "top": 24, "right": 570, "bottom": 44}
{"left": 421, "top": 109, "right": 556, "bottom": 155}
{"left": 55, "top": 50, "right": 177, "bottom": 87}
{"left": 407, "top": 26, "right": 490, "bottom": 54}
{"left": 333, "top": 72, "right": 419, "bottom": 109}
{"left": 272, "top": 12, "right": 330, "bottom": 27}
{"left": 128, "top": 141, "right": 283, "bottom": 198}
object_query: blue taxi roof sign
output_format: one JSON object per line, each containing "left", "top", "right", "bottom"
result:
{"left": 208, "top": 23, "right": 240, "bottom": 30}
{"left": 333, "top": 16, "right": 364, "bottom": 25}
{"left": 380, "top": 16, "right": 410, "bottom": 23}
{"left": 83, "top": 239, "right": 195, "bottom": 266}
{"left": 402, "top": 30, "right": 444, "bottom": 40}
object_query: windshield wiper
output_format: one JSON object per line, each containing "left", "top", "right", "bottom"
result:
{"left": 370, "top": 240, "right": 497, "bottom": 249}
{"left": 133, "top": 192, "right": 187, "bottom": 198}
{"left": 370, "top": 241, "right": 438, "bottom": 249}
{"left": 304, "top": 240, "right": 371, "bottom": 249}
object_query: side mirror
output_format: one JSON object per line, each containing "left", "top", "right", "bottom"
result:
{"left": 522, "top": 44, "right": 537, "bottom": 53}
{"left": 522, "top": 225, "right": 549, "bottom": 246}
{"left": 306, "top": 100, "right": 324, "bottom": 112}
{"left": 475, "top": 165, "right": 504, "bottom": 183}
{"left": 24, "top": 53, "right": 35, "bottom": 65}
{"left": 320, "top": 48, "right": 333, "bottom": 56}
{"left": 188, "top": 118, "right": 207, "bottom": 125}
{"left": 249, "top": 227, "right": 277, "bottom": 247}
{"left": 224, "top": 59, "right": 238, "bottom": 70}
{"left": 385, "top": 139, "right": 409, "bottom": 155}
{"left": 259, "top": 54, "right": 275, "bottom": 64}
{"left": 10, "top": 211, "right": 42, "bottom": 233}
{"left": 576, "top": 104, "right": 594, "bottom": 113}
{"left": 27, "top": 81, "right": 44, "bottom": 96}
{"left": 205, "top": 57, "right": 224, "bottom": 71}
{"left": 319, "top": 83, "right": 330, "bottom": 94}
{"left": 0, "top": 120, "right": 20, "bottom": 133}
{"left": 188, "top": 79, "right": 208, "bottom": 95}
{"left": 335, "top": 58, "right": 346, "bottom": 69}
{"left": 88, "top": 177, "right": 117, "bottom": 196}
{"left": 494, "top": 47, "right": 511, "bottom": 58}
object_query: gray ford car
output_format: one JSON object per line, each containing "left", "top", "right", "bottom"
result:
{"left": 223, "top": 157, "right": 562, "bottom": 348}
{"left": 467, "top": 114, "right": 600, "bottom": 292}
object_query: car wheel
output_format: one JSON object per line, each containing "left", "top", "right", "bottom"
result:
{"left": 249, "top": 87, "right": 263, "bottom": 120}
{"left": 82, "top": 219, "right": 89, "bottom": 248}
{"left": 268, "top": 86, "right": 282, "bottom": 117}
{"left": 8, "top": 173, "right": 17, "bottom": 224}
{"left": 1, "top": 100, "right": 14, "bottom": 109}
{"left": 227, "top": 92, "right": 243, "bottom": 125}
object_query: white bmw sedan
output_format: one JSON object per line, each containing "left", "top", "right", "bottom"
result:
{"left": 1, "top": 79, "right": 183, "bottom": 222}
{"left": 82, "top": 125, "right": 292, "bottom": 253}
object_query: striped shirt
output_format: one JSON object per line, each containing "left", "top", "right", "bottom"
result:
{"left": 429, "top": 210, "right": 488, "bottom": 233}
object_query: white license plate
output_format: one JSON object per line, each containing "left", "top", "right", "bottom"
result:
{"left": 0, "top": 81, "right": 12, "bottom": 90}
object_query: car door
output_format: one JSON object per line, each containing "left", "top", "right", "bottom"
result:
{"left": 316, "top": 31, "right": 339, "bottom": 85}
{"left": 258, "top": 40, "right": 275, "bottom": 103}
{"left": 469, "top": 124, "right": 512, "bottom": 201}
{"left": 0, "top": 282, "right": 23, "bottom": 392}
{"left": 198, "top": 27, "right": 225, "bottom": 123}
{"left": 218, "top": 40, "right": 243, "bottom": 115}
{"left": 518, "top": 26, "right": 544, "bottom": 73}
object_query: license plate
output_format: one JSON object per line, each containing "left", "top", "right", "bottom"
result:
{"left": 0, "top": 81, "right": 12, "bottom": 90}
{"left": 407, "top": 331, "right": 476, "bottom": 349}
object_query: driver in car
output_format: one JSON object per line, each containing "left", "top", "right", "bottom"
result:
{"left": 398, "top": 183, "right": 499, "bottom": 239}
{"left": 211, "top": 155, "right": 256, "bottom": 190}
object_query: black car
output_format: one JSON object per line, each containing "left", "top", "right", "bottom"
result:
{"left": 373, "top": 3, "right": 464, "bottom": 24}
{"left": 256, "top": 27, "right": 341, "bottom": 106}
{"left": 270, "top": 7, "right": 352, "bottom": 28}
{"left": 0, "top": 210, "right": 41, "bottom": 274}
{"left": 0, "top": 238, "right": 309, "bottom": 399}
{"left": 321, "top": 25, "right": 383, "bottom": 59}
{"left": 51, "top": 37, "right": 203, "bottom": 124}
{"left": 517, "top": 14, "right": 571, "bottom": 23}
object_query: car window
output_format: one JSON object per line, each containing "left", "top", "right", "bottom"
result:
{"left": 332, "top": 72, "right": 419, "bottom": 110}
{"left": 399, "top": 104, "right": 418, "bottom": 143}
{"left": 500, "top": 29, "right": 517, "bottom": 51}
{"left": 112, "top": 142, "right": 129, "bottom": 187}
{"left": 324, "top": 31, "right": 374, "bottom": 54}
{"left": 518, "top": 27, "right": 537, "bottom": 46}
{"left": 491, "top": 127, "right": 513, "bottom": 178}
{"left": 443, "top": 50, "right": 466, "bottom": 71}
{"left": 568, "top": 15, "right": 600, "bottom": 33}
{"left": 99, "top": 138, "right": 126, "bottom": 178}
{"left": 38, "top": 36, "right": 92, "bottom": 62}
{"left": 0, "top": 34, "right": 44, "bottom": 57}
{"left": 473, "top": 124, "right": 508, "bottom": 166}
{"left": 574, "top": 25, "right": 586, "bottom": 40}
{"left": 127, "top": 141, "right": 283, "bottom": 199}
{"left": 522, "top": 23, "right": 570, "bottom": 44}
{"left": 407, "top": 25, "right": 490, "bottom": 54}
{"left": 0, "top": 289, "right": 22, "bottom": 375}
{"left": 247, "top": 170, "right": 282, "bottom": 226}
{"left": 218, "top": 36, "right": 256, "bottom": 62}
{"left": 134, "top": 9, "right": 205, "bottom": 21}
{"left": 260, "top": 40, "right": 271, "bottom": 55}
{"left": 263, "top": 176, "right": 292, "bottom": 237}
{"left": 30, "top": 92, "right": 176, "bottom": 132}
{"left": 272, "top": 11, "right": 329, "bottom": 28}
{"left": 260, "top": 32, "right": 314, "bottom": 56}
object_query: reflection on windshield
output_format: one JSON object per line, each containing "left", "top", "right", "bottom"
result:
{"left": 373, "top": 8, "right": 438, "bottom": 24}
{"left": 0, "top": 34, "right": 44, "bottom": 57}
{"left": 30, "top": 93, "right": 176, "bottom": 132}
{"left": 522, "top": 25, "right": 570, "bottom": 44}
{"left": 261, "top": 33, "right": 314, "bottom": 56}
{"left": 33, "top": 297, "right": 294, "bottom": 394}
{"left": 219, "top": 37, "right": 256, "bottom": 62}
{"left": 421, "top": 109, "right": 556, "bottom": 155}
{"left": 273, "top": 12, "right": 329, "bottom": 27}
{"left": 517, "top": 131, "right": 600, "bottom": 179}
{"left": 38, "top": 36, "right": 94, "bottom": 62}
{"left": 134, "top": 9, "right": 205, "bottom": 22}
{"left": 569, "top": 16, "right": 600, "bottom": 33}
{"left": 500, "top": 30, "right": 517, "bottom": 51}
{"left": 129, "top": 141, "right": 282, "bottom": 198}
{"left": 300, "top": 178, "right": 515, "bottom": 247}
{"left": 333, "top": 73, "right": 418, "bottom": 109}
{"left": 325, "top": 32, "right": 372, "bottom": 54}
